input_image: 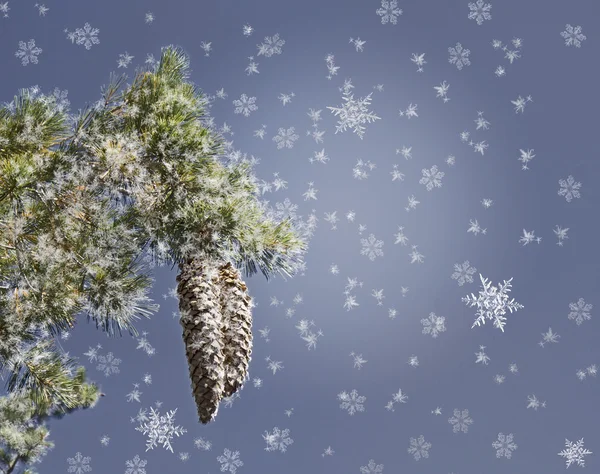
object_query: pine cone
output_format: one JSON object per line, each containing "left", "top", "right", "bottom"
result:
{"left": 177, "top": 258, "right": 226, "bottom": 424}
{"left": 218, "top": 262, "right": 253, "bottom": 398}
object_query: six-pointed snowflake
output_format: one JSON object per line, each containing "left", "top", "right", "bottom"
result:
{"left": 492, "top": 432, "right": 517, "bottom": 459}
{"left": 217, "top": 448, "right": 244, "bottom": 474}
{"left": 568, "top": 298, "right": 593, "bottom": 325}
{"left": 125, "top": 454, "right": 147, "bottom": 474}
{"left": 468, "top": 0, "right": 492, "bottom": 25}
{"left": 558, "top": 175, "right": 582, "bottom": 202}
{"left": 327, "top": 78, "right": 381, "bottom": 139}
{"left": 421, "top": 312, "right": 447, "bottom": 338}
{"left": 448, "top": 42, "right": 471, "bottom": 70}
{"left": 419, "top": 165, "right": 445, "bottom": 191}
{"left": 463, "top": 274, "right": 524, "bottom": 332}
{"left": 452, "top": 261, "right": 477, "bottom": 286}
{"left": 376, "top": 0, "right": 403, "bottom": 25}
{"left": 66, "top": 452, "right": 92, "bottom": 474}
{"left": 263, "top": 427, "right": 294, "bottom": 453}
{"left": 338, "top": 389, "right": 366, "bottom": 415}
{"left": 360, "top": 233, "right": 384, "bottom": 261}
{"left": 135, "top": 407, "right": 187, "bottom": 453}
{"left": 15, "top": 39, "right": 42, "bottom": 66}
{"left": 448, "top": 408, "right": 474, "bottom": 433}
{"left": 66, "top": 22, "right": 100, "bottom": 50}
{"left": 558, "top": 438, "right": 593, "bottom": 468}
{"left": 408, "top": 435, "right": 431, "bottom": 461}
{"left": 561, "top": 24, "right": 587, "bottom": 48}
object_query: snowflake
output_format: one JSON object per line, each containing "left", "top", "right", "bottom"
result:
{"left": 96, "top": 352, "right": 121, "bottom": 377}
{"left": 468, "top": 0, "right": 492, "bottom": 25}
{"left": 257, "top": 33, "right": 285, "bottom": 57}
{"left": 448, "top": 409, "right": 473, "bottom": 433}
{"left": 263, "top": 427, "right": 294, "bottom": 453}
{"left": 376, "top": 0, "right": 402, "bottom": 25}
{"left": 448, "top": 42, "right": 471, "bottom": 70}
{"left": 419, "top": 165, "right": 445, "bottom": 191}
{"left": 15, "top": 39, "right": 42, "bottom": 66}
{"left": 117, "top": 51, "right": 134, "bottom": 68}
{"left": 558, "top": 438, "right": 593, "bottom": 468}
{"left": 135, "top": 407, "right": 187, "bottom": 453}
{"left": 125, "top": 455, "right": 147, "bottom": 474}
{"left": 492, "top": 433, "right": 517, "bottom": 459}
{"left": 327, "top": 79, "right": 381, "bottom": 139}
{"left": 66, "top": 22, "right": 100, "bottom": 50}
{"left": 360, "top": 233, "right": 384, "bottom": 261}
{"left": 561, "top": 24, "right": 587, "bottom": 48}
{"left": 66, "top": 452, "right": 92, "bottom": 474}
{"left": 568, "top": 298, "right": 593, "bottom": 325}
{"left": 558, "top": 175, "right": 582, "bottom": 202}
{"left": 337, "top": 389, "right": 366, "bottom": 415}
{"left": 421, "top": 312, "right": 446, "bottom": 338}
{"left": 360, "top": 459, "right": 384, "bottom": 474}
{"left": 217, "top": 449, "right": 244, "bottom": 474}
{"left": 518, "top": 148, "right": 536, "bottom": 170}
{"left": 451, "top": 261, "right": 477, "bottom": 286}
{"left": 233, "top": 94, "right": 258, "bottom": 117}
{"left": 462, "top": 274, "right": 524, "bottom": 332}
{"left": 272, "top": 127, "right": 299, "bottom": 149}
{"left": 408, "top": 435, "right": 431, "bottom": 461}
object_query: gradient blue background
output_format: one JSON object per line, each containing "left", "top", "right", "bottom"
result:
{"left": 1, "top": 0, "right": 599, "bottom": 472}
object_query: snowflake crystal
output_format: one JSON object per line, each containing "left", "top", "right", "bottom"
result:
{"left": 263, "top": 427, "right": 294, "bottom": 453}
{"left": 135, "top": 407, "right": 187, "bottom": 453}
{"left": 408, "top": 435, "right": 431, "bottom": 461}
{"left": 492, "top": 432, "right": 517, "bottom": 459}
{"left": 337, "top": 389, "right": 366, "bottom": 415}
{"left": 448, "top": 408, "right": 473, "bottom": 433}
{"left": 327, "top": 79, "right": 381, "bottom": 139}
{"left": 463, "top": 274, "right": 524, "bottom": 332}
{"left": 558, "top": 438, "right": 592, "bottom": 468}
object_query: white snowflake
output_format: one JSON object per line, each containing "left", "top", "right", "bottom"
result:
{"left": 376, "top": 0, "right": 403, "bottom": 25}
{"left": 518, "top": 148, "right": 536, "bottom": 170}
{"left": 233, "top": 94, "right": 258, "bottom": 117}
{"left": 327, "top": 79, "right": 381, "bottom": 139}
{"left": 468, "top": 0, "right": 492, "bottom": 25}
{"left": 337, "top": 389, "right": 366, "bottom": 415}
{"left": 65, "top": 22, "right": 100, "bottom": 50}
{"left": 448, "top": 42, "right": 471, "bottom": 70}
{"left": 561, "top": 24, "right": 587, "bottom": 48}
{"left": 96, "top": 352, "right": 121, "bottom": 377}
{"left": 492, "top": 433, "right": 517, "bottom": 459}
{"left": 462, "top": 274, "right": 524, "bottom": 332}
{"left": 117, "top": 51, "right": 134, "bottom": 68}
{"left": 421, "top": 312, "right": 446, "bottom": 338}
{"left": 257, "top": 33, "right": 285, "bottom": 57}
{"left": 360, "top": 233, "right": 384, "bottom": 261}
{"left": 558, "top": 175, "right": 582, "bottom": 202}
{"left": 15, "top": 39, "right": 42, "bottom": 66}
{"left": 66, "top": 452, "right": 92, "bottom": 474}
{"left": 263, "top": 427, "right": 294, "bottom": 453}
{"left": 408, "top": 435, "right": 431, "bottom": 461}
{"left": 125, "top": 455, "right": 147, "bottom": 474}
{"left": 360, "top": 459, "right": 384, "bottom": 474}
{"left": 135, "top": 407, "right": 187, "bottom": 453}
{"left": 558, "top": 438, "right": 592, "bottom": 468}
{"left": 194, "top": 437, "right": 212, "bottom": 451}
{"left": 451, "top": 261, "right": 477, "bottom": 286}
{"left": 217, "top": 449, "right": 244, "bottom": 474}
{"left": 448, "top": 409, "right": 474, "bottom": 433}
{"left": 272, "top": 127, "right": 299, "bottom": 149}
{"left": 419, "top": 165, "right": 445, "bottom": 191}
{"left": 568, "top": 298, "right": 593, "bottom": 325}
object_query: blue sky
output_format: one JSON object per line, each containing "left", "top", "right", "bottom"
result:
{"left": 1, "top": 0, "right": 599, "bottom": 473}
